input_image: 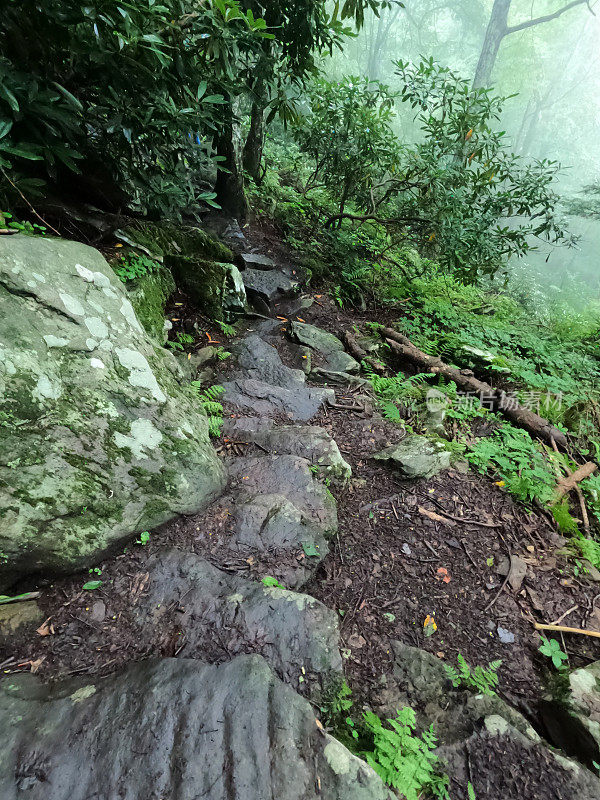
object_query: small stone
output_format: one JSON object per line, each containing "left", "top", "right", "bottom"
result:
{"left": 90, "top": 601, "right": 106, "bottom": 623}
{"left": 497, "top": 626, "right": 515, "bottom": 644}
{"left": 239, "top": 253, "right": 276, "bottom": 270}
{"left": 0, "top": 601, "right": 44, "bottom": 635}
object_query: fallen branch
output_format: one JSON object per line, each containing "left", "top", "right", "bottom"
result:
{"left": 381, "top": 328, "right": 568, "bottom": 449}
{"left": 343, "top": 331, "right": 386, "bottom": 375}
{"left": 554, "top": 462, "right": 597, "bottom": 499}
{"left": 534, "top": 622, "right": 600, "bottom": 640}
{"left": 550, "top": 438, "right": 594, "bottom": 530}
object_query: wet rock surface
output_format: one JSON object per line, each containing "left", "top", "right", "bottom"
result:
{"left": 134, "top": 548, "right": 342, "bottom": 691}
{"left": 0, "top": 655, "right": 394, "bottom": 800}
{"left": 221, "top": 335, "right": 333, "bottom": 421}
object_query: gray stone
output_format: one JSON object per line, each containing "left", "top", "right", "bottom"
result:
{"left": 227, "top": 493, "right": 330, "bottom": 588}
{"left": 223, "top": 418, "right": 351, "bottom": 480}
{"left": 221, "top": 335, "right": 333, "bottom": 421}
{"left": 0, "top": 236, "right": 225, "bottom": 589}
{"left": 135, "top": 549, "right": 342, "bottom": 692}
{"left": 229, "top": 456, "right": 338, "bottom": 534}
{"left": 242, "top": 268, "right": 297, "bottom": 303}
{"left": 373, "top": 435, "right": 451, "bottom": 479}
{"left": 541, "top": 660, "right": 600, "bottom": 767}
{"left": 289, "top": 321, "right": 359, "bottom": 375}
{"left": 0, "top": 601, "right": 43, "bottom": 635}
{"left": 239, "top": 252, "right": 276, "bottom": 270}
{"left": 0, "top": 655, "right": 394, "bottom": 800}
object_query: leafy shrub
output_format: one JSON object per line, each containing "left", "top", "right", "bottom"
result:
{"left": 443, "top": 654, "right": 502, "bottom": 697}
{"left": 113, "top": 253, "right": 161, "bottom": 283}
{"left": 0, "top": 0, "right": 269, "bottom": 216}
{"left": 362, "top": 707, "right": 449, "bottom": 800}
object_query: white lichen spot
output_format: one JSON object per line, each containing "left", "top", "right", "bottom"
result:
{"left": 33, "top": 374, "right": 61, "bottom": 401}
{"left": 323, "top": 740, "right": 351, "bottom": 775}
{"left": 88, "top": 299, "right": 105, "bottom": 314}
{"left": 227, "top": 593, "right": 244, "bottom": 605}
{"left": 43, "top": 335, "right": 69, "bottom": 349}
{"left": 85, "top": 317, "right": 109, "bottom": 339}
{"left": 59, "top": 292, "right": 85, "bottom": 317}
{"left": 26, "top": 281, "right": 37, "bottom": 289}
{"left": 95, "top": 399, "right": 119, "bottom": 417}
{"left": 115, "top": 347, "right": 166, "bottom": 402}
{"left": 484, "top": 715, "right": 510, "bottom": 736}
{"left": 102, "top": 286, "right": 118, "bottom": 300}
{"left": 113, "top": 417, "right": 163, "bottom": 460}
{"left": 90, "top": 358, "right": 105, "bottom": 369}
{"left": 86, "top": 339, "right": 98, "bottom": 351}
{"left": 119, "top": 298, "right": 143, "bottom": 332}
{"left": 262, "top": 586, "right": 315, "bottom": 610}
{"left": 32, "top": 272, "right": 46, "bottom": 283}
{"left": 75, "top": 263, "right": 95, "bottom": 282}
{"left": 98, "top": 340, "right": 113, "bottom": 352}
{"left": 92, "top": 271, "right": 111, "bottom": 288}
{"left": 70, "top": 685, "right": 96, "bottom": 703}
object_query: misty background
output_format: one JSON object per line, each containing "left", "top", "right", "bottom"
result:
{"left": 318, "top": 0, "right": 600, "bottom": 300}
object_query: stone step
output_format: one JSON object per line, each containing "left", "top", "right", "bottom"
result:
{"left": 220, "top": 335, "right": 333, "bottom": 421}
{"left": 223, "top": 417, "right": 351, "bottom": 480}
{"left": 0, "top": 655, "right": 394, "bottom": 800}
{"left": 134, "top": 549, "right": 342, "bottom": 693}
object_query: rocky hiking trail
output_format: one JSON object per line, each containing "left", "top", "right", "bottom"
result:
{"left": 2, "top": 228, "right": 600, "bottom": 800}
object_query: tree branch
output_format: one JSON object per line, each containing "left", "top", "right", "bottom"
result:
{"left": 507, "top": 0, "right": 592, "bottom": 34}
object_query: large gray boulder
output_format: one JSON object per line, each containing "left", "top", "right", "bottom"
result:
{"left": 0, "top": 236, "right": 225, "bottom": 588}
{"left": 0, "top": 655, "right": 394, "bottom": 800}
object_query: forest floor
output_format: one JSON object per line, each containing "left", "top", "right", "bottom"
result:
{"left": 2, "top": 221, "right": 600, "bottom": 798}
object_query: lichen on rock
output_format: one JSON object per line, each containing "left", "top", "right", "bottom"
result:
{"left": 0, "top": 235, "right": 225, "bottom": 590}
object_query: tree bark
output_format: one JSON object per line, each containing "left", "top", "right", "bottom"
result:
{"left": 243, "top": 99, "right": 266, "bottom": 183}
{"left": 214, "top": 97, "right": 248, "bottom": 220}
{"left": 474, "top": 0, "right": 589, "bottom": 88}
{"left": 473, "top": 0, "right": 511, "bottom": 88}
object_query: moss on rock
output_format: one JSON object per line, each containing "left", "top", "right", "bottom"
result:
{"left": 126, "top": 266, "right": 176, "bottom": 343}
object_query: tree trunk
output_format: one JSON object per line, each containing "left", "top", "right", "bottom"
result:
{"left": 243, "top": 99, "right": 266, "bottom": 184}
{"left": 214, "top": 98, "right": 248, "bottom": 220}
{"left": 473, "top": 0, "right": 511, "bottom": 88}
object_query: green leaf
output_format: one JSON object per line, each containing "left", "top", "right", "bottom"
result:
{"left": 82, "top": 580, "right": 103, "bottom": 591}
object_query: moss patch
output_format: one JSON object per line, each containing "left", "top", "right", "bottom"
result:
{"left": 123, "top": 220, "right": 233, "bottom": 263}
{"left": 126, "top": 266, "right": 176, "bottom": 342}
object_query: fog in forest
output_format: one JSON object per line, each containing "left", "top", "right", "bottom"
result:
{"left": 320, "top": 0, "right": 600, "bottom": 298}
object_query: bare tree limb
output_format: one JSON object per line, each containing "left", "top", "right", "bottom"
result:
{"left": 507, "top": 0, "right": 592, "bottom": 34}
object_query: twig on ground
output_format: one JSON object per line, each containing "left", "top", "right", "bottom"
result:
{"left": 551, "top": 605, "right": 579, "bottom": 626}
{"left": 484, "top": 571, "right": 511, "bottom": 613}
{"left": 534, "top": 622, "right": 600, "bottom": 639}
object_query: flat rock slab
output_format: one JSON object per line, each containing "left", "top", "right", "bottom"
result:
{"left": 229, "top": 455, "right": 338, "bottom": 533}
{"left": 374, "top": 435, "right": 451, "bottom": 479}
{"left": 221, "top": 336, "right": 333, "bottom": 421}
{"left": 0, "top": 655, "right": 394, "bottom": 800}
{"left": 224, "top": 418, "right": 351, "bottom": 480}
{"left": 290, "top": 321, "right": 359, "bottom": 375}
{"left": 135, "top": 549, "right": 342, "bottom": 691}
{"left": 200, "top": 488, "right": 331, "bottom": 590}
{"left": 0, "top": 601, "right": 43, "bottom": 636}
{"left": 239, "top": 252, "right": 276, "bottom": 270}
{"left": 243, "top": 268, "right": 297, "bottom": 303}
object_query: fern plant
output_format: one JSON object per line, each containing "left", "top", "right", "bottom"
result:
{"left": 362, "top": 707, "right": 449, "bottom": 800}
{"left": 191, "top": 383, "right": 225, "bottom": 437}
{"left": 443, "top": 654, "right": 502, "bottom": 697}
